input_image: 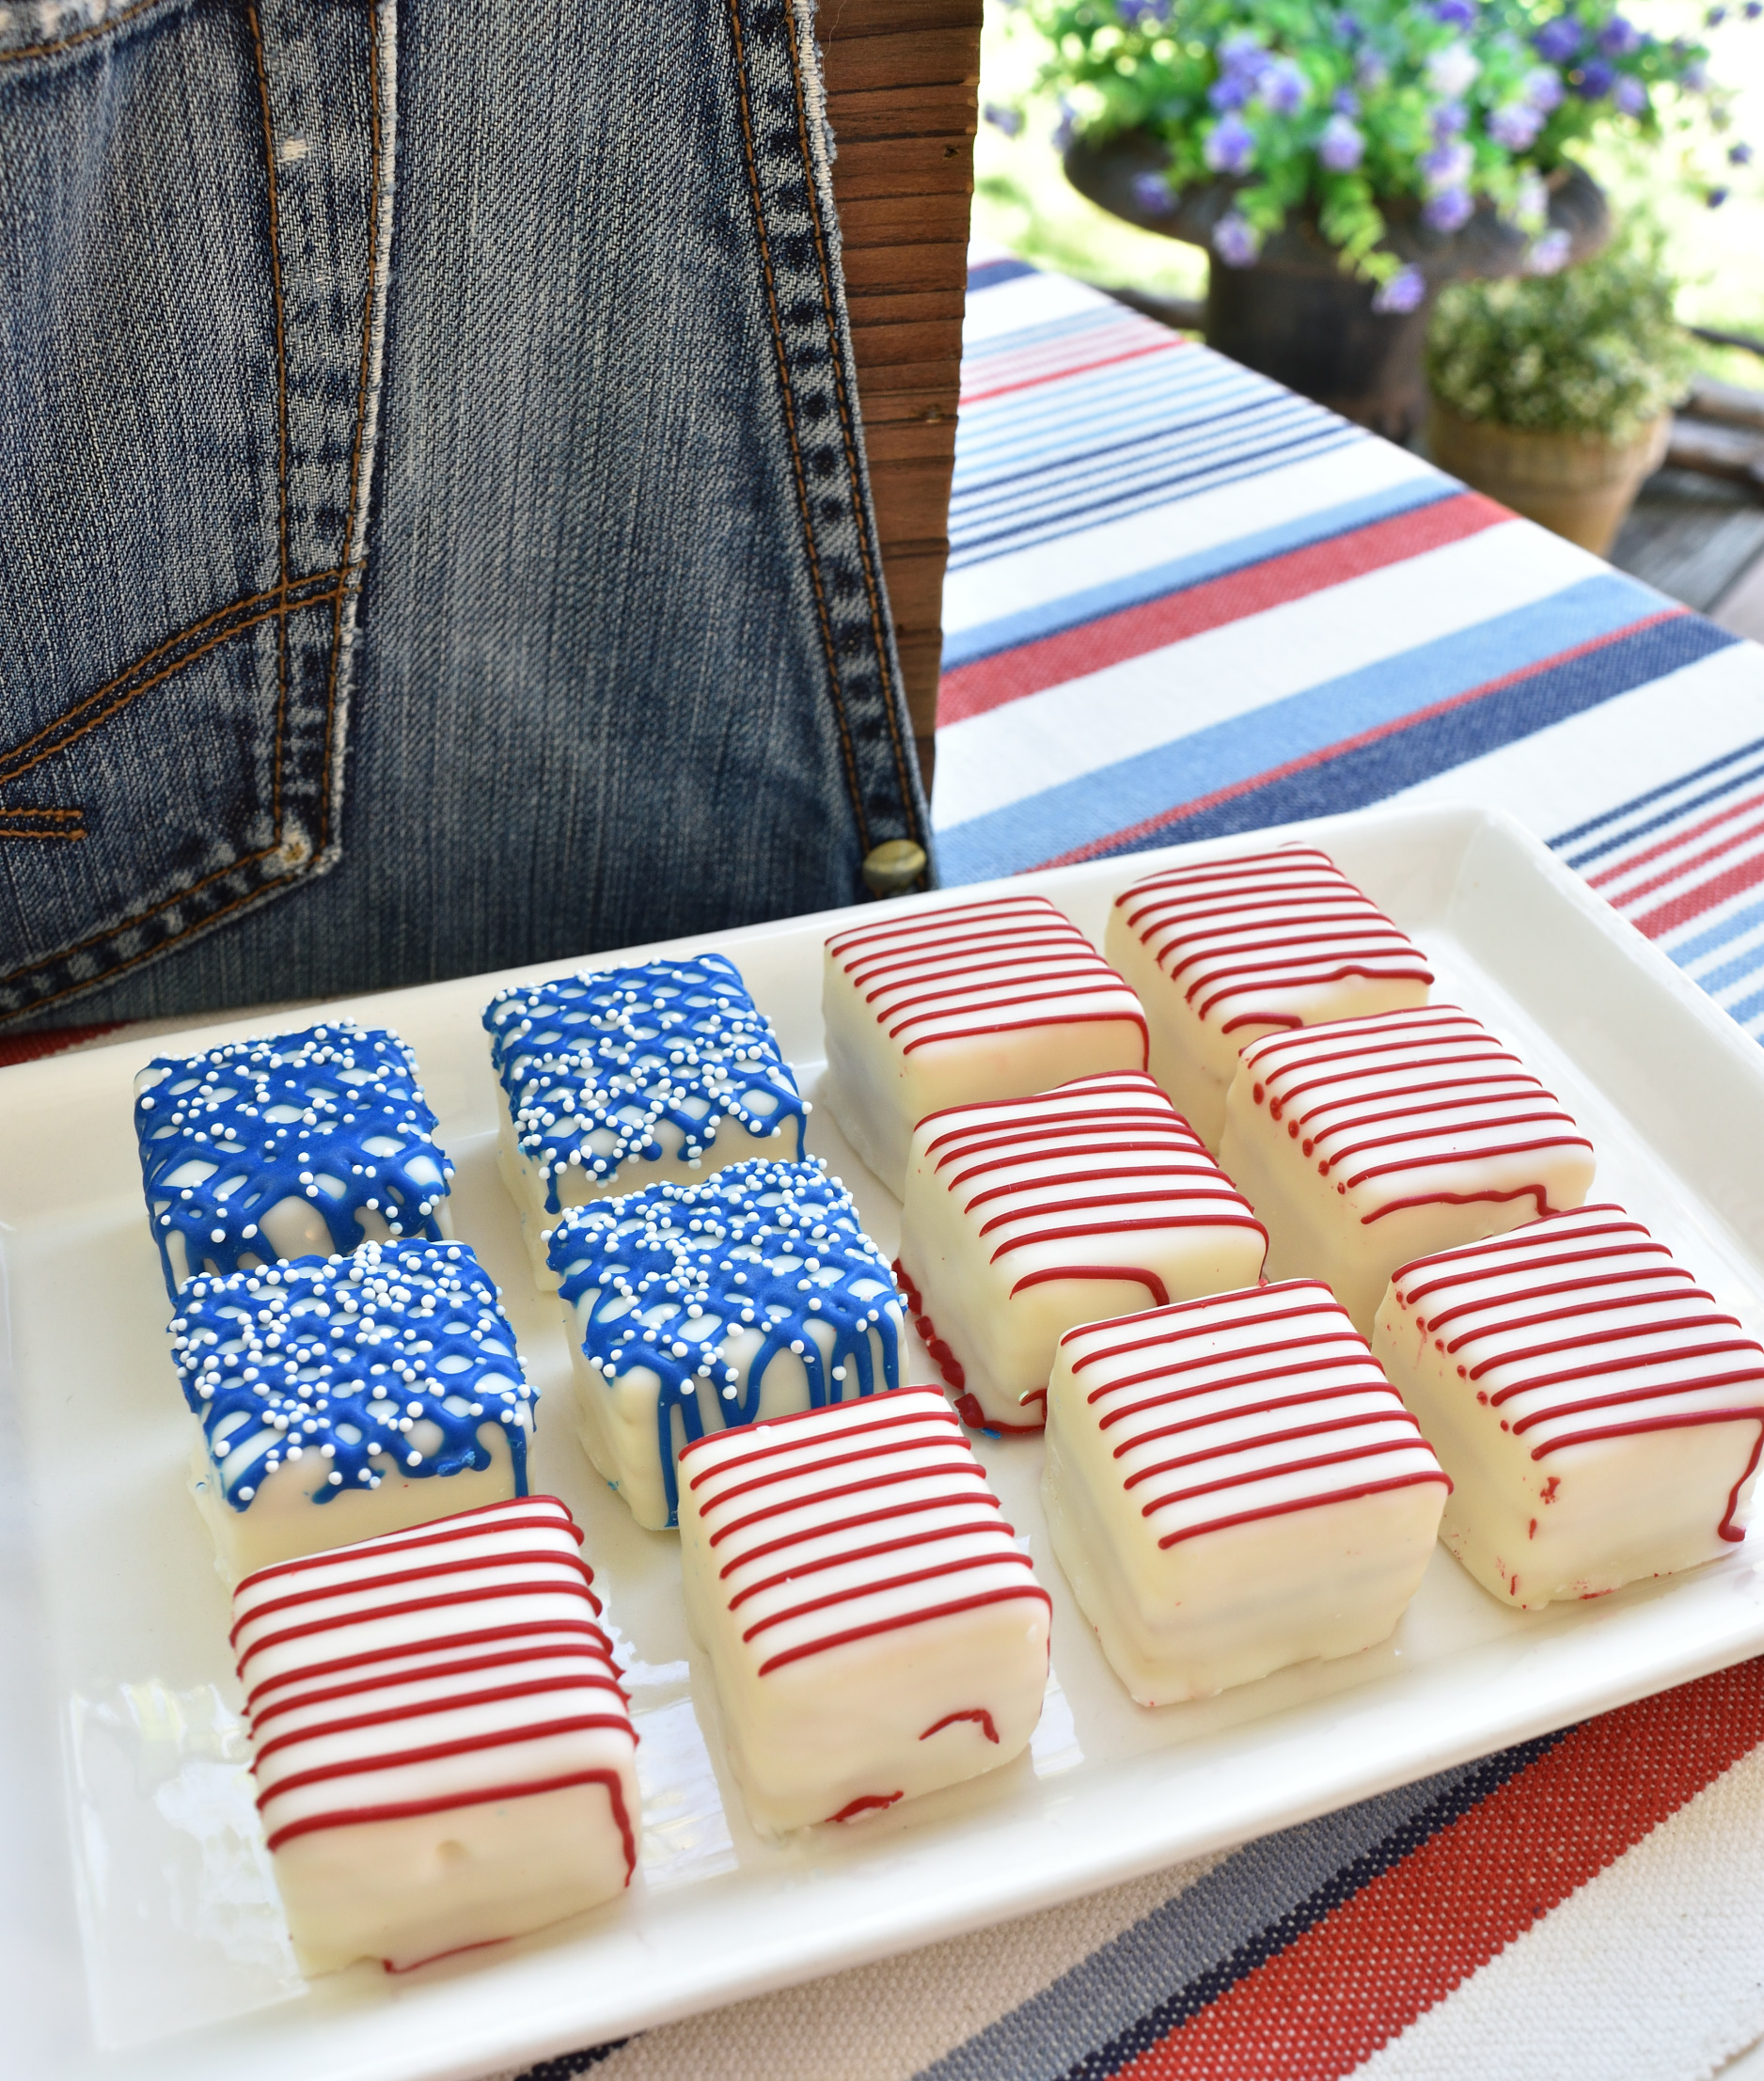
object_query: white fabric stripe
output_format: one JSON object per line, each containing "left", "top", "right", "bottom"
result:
{"left": 934, "top": 520, "right": 1587, "bottom": 831}
{"left": 1352, "top": 1741, "right": 1764, "bottom": 2081}
{"left": 939, "top": 438, "right": 1443, "bottom": 638}
{"left": 1378, "top": 643, "right": 1764, "bottom": 847}
{"left": 961, "top": 269, "right": 1119, "bottom": 345}
{"left": 481, "top": 1853, "right": 1224, "bottom": 2081}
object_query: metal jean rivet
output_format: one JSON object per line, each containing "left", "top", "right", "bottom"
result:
{"left": 861, "top": 839, "right": 926, "bottom": 897}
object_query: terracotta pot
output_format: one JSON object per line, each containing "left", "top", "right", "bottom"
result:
{"left": 1425, "top": 402, "right": 1672, "bottom": 555}
{"left": 1063, "top": 134, "right": 1610, "bottom": 443}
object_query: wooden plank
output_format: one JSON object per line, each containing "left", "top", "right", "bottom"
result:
{"left": 824, "top": 1, "right": 981, "bottom": 796}
{"left": 824, "top": 82, "right": 979, "bottom": 139}
{"left": 827, "top": 135, "right": 974, "bottom": 201}
{"left": 820, "top": 26, "right": 979, "bottom": 93}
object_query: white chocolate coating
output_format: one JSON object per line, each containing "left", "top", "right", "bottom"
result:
{"left": 1218, "top": 1003, "right": 1596, "bottom": 1334}
{"left": 1373, "top": 1206, "right": 1764, "bottom": 1607}
{"left": 231, "top": 1496, "right": 638, "bottom": 1975}
{"left": 1044, "top": 1282, "right": 1447, "bottom": 1705}
{"left": 676, "top": 1388, "right": 1051, "bottom": 1836}
{"left": 896, "top": 1071, "right": 1267, "bottom": 1431}
{"left": 822, "top": 894, "right": 1148, "bottom": 1197}
{"left": 1103, "top": 846, "right": 1433, "bottom": 1150}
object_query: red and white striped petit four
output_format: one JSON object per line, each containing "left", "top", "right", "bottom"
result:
{"left": 677, "top": 1388, "right": 1051, "bottom": 1835}
{"left": 1104, "top": 846, "right": 1434, "bottom": 1149}
{"left": 822, "top": 893, "right": 1147, "bottom": 1196}
{"left": 896, "top": 1071, "right": 1267, "bottom": 1433}
{"left": 1373, "top": 1206, "right": 1764, "bottom": 1607}
{"left": 231, "top": 1496, "right": 638, "bottom": 1975}
{"left": 1044, "top": 1283, "right": 1448, "bottom": 1704}
{"left": 1218, "top": 1003, "right": 1596, "bottom": 1332}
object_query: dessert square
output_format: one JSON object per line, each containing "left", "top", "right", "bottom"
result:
{"left": 677, "top": 1386, "right": 1050, "bottom": 1835}
{"left": 1374, "top": 1205, "right": 1764, "bottom": 1608}
{"left": 172, "top": 1238, "right": 539, "bottom": 1581}
{"left": 135, "top": 1021, "right": 453, "bottom": 1299}
{"left": 896, "top": 1070, "right": 1267, "bottom": 1434}
{"left": 232, "top": 1495, "right": 638, "bottom": 1975}
{"left": 547, "top": 1157, "right": 906, "bottom": 1530}
{"left": 1218, "top": 1003, "right": 1596, "bottom": 1333}
{"left": 1104, "top": 845, "right": 1434, "bottom": 1149}
{"left": 484, "top": 954, "right": 807, "bottom": 1289}
{"left": 822, "top": 892, "right": 1148, "bottom": 1197}
{"left": 1044, "top": 1281, "right": 1448, "bottom": 1705}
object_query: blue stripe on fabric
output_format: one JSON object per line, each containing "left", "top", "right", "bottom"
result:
{"left": 1064, "top": 613, "right": 1738, "bottom": 871}
{"left": 1721, "top": 982, "right": 1764, "bottom": 1028}
{"left": 956, "top": 356, "right": 1275, "bottom": 469}
{"left": 917, "top": 1730, "right": 1571, "bottom": 2081}
{"left": 1549, "top": 732, "right": 1764, "bottom": 850}
{"left": 967, "top": 258, "right": 1037, "bottom": 292}
{"left": 937, "top": 575, "right": 1687, "bottom": 883}
{"left": 1562, "top": 757, "right": 1764, "bottom": 871}
{"left": 941, "top": 475, "right": 1458, "bottom": 671}
{"left": 947, "top": 428, "right": 1362, "bottom": 574}
{"left": 1668, "top": 893, "right": 1764, "bottom": 969}
{"left": 1684, "top": 934, "right": 1764, "bottom": 996}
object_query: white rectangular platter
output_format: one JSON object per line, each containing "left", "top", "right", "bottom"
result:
{"left": 8, "top": 801, "right": 1764, "bottom": 2081}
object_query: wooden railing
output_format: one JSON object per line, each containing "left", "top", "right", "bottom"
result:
{"left": 820, "top": 0, "right": 983, "bottom": 796}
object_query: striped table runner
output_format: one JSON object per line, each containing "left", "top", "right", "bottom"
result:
{"left": 483, "top": 255, "right": 1764, "bottom": 2081}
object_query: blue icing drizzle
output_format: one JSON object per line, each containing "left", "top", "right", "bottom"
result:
{"left": 483, "top": 954, "right": 806, "bottom": 1216}
{"left": 548, "top": 1158, "right": 904, "bottom": 1525}
{"left": 134, "top": 1021, "right": 453, "bottom": 1301}
{"left": 169, "top": 1238, "right": 535, "bottom": 1510}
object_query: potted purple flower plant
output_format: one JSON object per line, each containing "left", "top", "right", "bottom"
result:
{"left": 1007, "top": 0, "right": 1749, "bottom": 437}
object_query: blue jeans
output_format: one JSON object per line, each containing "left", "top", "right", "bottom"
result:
{"left": 0, "top": 0, "right": 929, "bottom": 1029}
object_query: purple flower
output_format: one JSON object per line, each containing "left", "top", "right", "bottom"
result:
{"left": 1599, "top": 15, "right": 1644, "bottom": 55}
{"left": 1212, "top": 212, "right": 1263, "bottom": 266}
{"left": 1135, "top": 0, "right": 1172, "bottom": 22}
{"left": 1333, "top": 86, "right": 1361, "bottom": 115}
{"left": 1421, "top": 138, "right": 1474, "bottom": 190}
{"left": 1748, "top": 4, "right": 1762, "bottom": 21}
{"left": 1614, "top": 76, "right": 1648, "bottom": 115}
{"left": 1205, "top": 111, "right": 1257, "bottom": 175}
{"left": 1318, "top": 112, "right": 1366, "bottom": 169}
{"left": 1338, "top": 10, "right": 1363, "bottom": 39}
{"left": 1709, "top": 183, "right": 1731, "bottom": 206}
{"left": 1682, "top": 59, "right": 1711, "bottom": 91}
{"left": 1052, "top": 99, "right": 1078, "bottom": 151}
{"left": 1732, "top": 141, "right": 1756, "bottom": 165}
{"left": 1130, "top": 169, "right": 1172, "bottom": 213}
{"left": 1259, "top": 57, "right": 1310, "bottom": 116}
{"left": 1423, "top": 185, "right": 1475, "bottom": 232}
{"left": 1523, "top": 65, "right": 1565, "bottom": 112}
{"left": 1534, "top": 17, "right": 1583, "bottom": 63}
{"left": 1707, "top": 4, "right": 1727, "bottom": 22}
{"left": 1432, "top": 0, "right": 1477, "bottom": 24}
{"left": 1219, "top": 32, "right": 1268, "bottom": 78}
{"left": 1356, "top": 48, "right": 1391, "bottom": 89}
{"left": 1574, "top": 58, "right": 1615, "bottom": 97}
{"left": 1209, "top": 72, "right": 1252, "bottom": 110}
{"left": 1432, "top": 100, "right": 1470, "bottom": 137}
{"left": 1488, "top": 101, "right": 1544, "bottom": 149}
{"left": 982, "top": 102, "right": 1023, "bottom": 139}
{"left": 1523, "top": 227, "right": 1572, "bottom": 273}
{"left": 1373, "top": 265, "right": 1428, "bottom": 311}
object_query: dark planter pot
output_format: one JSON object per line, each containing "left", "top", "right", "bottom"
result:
{"left": 1064, "top": 134, "right": 1610, "bottom": 443}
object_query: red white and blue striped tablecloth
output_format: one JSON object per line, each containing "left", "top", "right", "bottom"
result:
{"left": 476, "top": 254, "right": 1764, "bottom": 2081}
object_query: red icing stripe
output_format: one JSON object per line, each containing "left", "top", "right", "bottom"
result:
{"left": 233, "top": 1498, "right": 583, "bottom": 1596}
{"left": 252, "top": 1671, "right": 629, "bottom": 1766}
{"left": 1105, "top": 1659, "right": 1764, "bottom": 2079}
{"left": 705, "top": 1461, "right": 991, "bottom": 1549}
{"left": 250, "top": 1642, "right": 617, "bottom": 1731}
{"left": 754, "top": 1584, "right": 1051, "bottom": 1676}
{"left": 921, "top": 1708, "right": 1000, "bottom": 1743}
{"left": 676, "top": 1385, "right": 944, "bottom": 1465}
{"left": 717, "top": 1491, "right": 1005, "bottom": 1580}
{"left": 725, "top": 1521, "right": 1015, "bottom": 1610}
{"left": 236, "top": 1579, "right": 602, "bottom": 1675}
{"left": 685, "top": 1407, "right": 958, "bottom": 1491}
{"left": 1137, "top": 1436, "right": 1442, "bottom": 1525}
{"left": 692, "top": 1431, "right": 973, "bottom": 1513}
{"left": 1009, "top": 1262, "right": 1173, "bottom": 1306}
{"left": 1063, "top": 1283, "right": 1336, "bottom": 1363}
{"left": 1155, "top": 1469, "right": 1450, "bottom": 1550}
{"left": 229, "top": 1544, "right": 597, "bottom": 1646}
{"left": 264, "top": 1766, "right": 638, "bottom": 1880}
{"left": 257, "top": 1715, "right": 632, "bottom": 1809}
{"left": 739, "top": 1549, "right": 1038, "bottom": 1644}
{"left": 243, "top": 1619, "right": 614, "bottom": 1714}
{"left": 827, "top": 1790, "right": 905, "bottom": 1822}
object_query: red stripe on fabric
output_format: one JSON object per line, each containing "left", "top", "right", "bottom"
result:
{"left": 1032, "top": 610, "right": 1687, "bottom": 874}
{"left": 1110, "top": 1655, "right": 1764, "bottom": 2080}
{"left": 0, "top": 1021, "right": 123, "bottom": 1068}
{"left": 959, "top": 336, "right": 1182, "bottom": 407}
{"left": 1587, "top": 785, "right": 1764, "bottom": 890}
{"left": 1630, "top": 843, "right": 1764, "bottom": 939}
{"left": 940, "top": 492, "right": 1506, "bottom": 727}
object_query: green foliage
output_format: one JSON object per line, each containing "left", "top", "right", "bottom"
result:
{"left": 1013, "top": 0, "right": 1738, "bottom": 282}
{"left": 1425, "top": 217, "right": 1693, "bottom": 434}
